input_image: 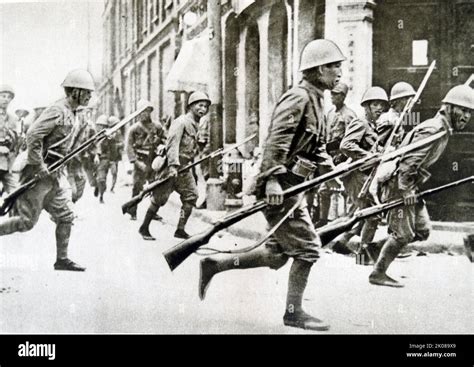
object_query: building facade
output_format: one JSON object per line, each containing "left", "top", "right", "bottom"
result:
{"left": 98, "top": 0, "right": 473, "bottom": 220}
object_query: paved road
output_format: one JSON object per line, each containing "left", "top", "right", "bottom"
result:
{"left": 1, "top": 169, "right": 472, "bottom": 334}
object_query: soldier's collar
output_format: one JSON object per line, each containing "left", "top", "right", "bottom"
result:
{"left": 300, "top": 80, "right": 325, "bottom": 98}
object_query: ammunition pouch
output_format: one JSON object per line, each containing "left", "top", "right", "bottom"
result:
{"left": 287, "top": 155, "right": 318, "bottom": 180}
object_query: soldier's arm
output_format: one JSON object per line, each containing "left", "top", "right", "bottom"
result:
{"left": 398, "top": 127, "right": 438, "bottom": 192}
{"left": 166, "top": 119, "right": 185, "bottom": 167}
{"left": 340, "top": 119, "right": 370, "bottom": 160}
{"left": 259, "top": 91, "right": 306, "bottom": 179}
{"left": 126, "top": 126, "right": 137, "bottom": 162}
{"left": 26, "top": 108, "right": 62, "bottom": 166}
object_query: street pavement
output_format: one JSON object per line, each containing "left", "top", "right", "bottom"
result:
{"left": 0, "top": 166, "right": 472, "bottom": 334}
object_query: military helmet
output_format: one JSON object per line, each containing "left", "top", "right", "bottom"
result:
{"left": 108, "top": 116, "right": 120, "bottom": 127}
{"left": 390, "top": 82, "right": 416, "bottom": 101}
{"left": 332, "top": 82, "right": 349, "bottom": 95}
{"left": 299, "top": 39, "right": 346, "bottom": 72}
{"left": 361, "top": 86, "right": 389, "bottom": 106}
{"left": 137, "top": 99, "right": 154, "bottom": 112}
{"left": 61, "top": 69, "right": 95, "bottom": 91}
{"left": 442, "top": 85, "right": 474, "bottom": 110}
{"left": 96, "top": 114, "right": 109, "bottom": 126}
{"left": 0, "top": 84, "right": 15, "bottom": 98}
{"left": 187, "top": 91, "right": 211, "bottom": 107}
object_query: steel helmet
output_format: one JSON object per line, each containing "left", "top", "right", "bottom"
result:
{"left": 61, "top": 69, "right": 95, "bottom": 91}
{"left": 390, "top": 82, "right": 416, "bottom": 101}
{"left": 137, "top": 99, "right": 154, "bottom": 112}
{"left": 15, "top": 108, "right": 30, "bottom": 117}
{"left": 299, "top": 39, "right": 346, "bottom": 72}
{"left": 108, "top": 116, "right": 120, "bottom": 127}
{"left": 96, "top": 114, "right": 109, "bottom": 126}
{"left": 361, "top": 86, "right": 389, "bottom": 106}
{"left": 442, "top": 85, "right": 474, "bottom": 110}
{"left": 187, "top": 91, "right": 211, "bottom": 107}
{"left": 0, "top": 84, "right": 15, "bottom": 98}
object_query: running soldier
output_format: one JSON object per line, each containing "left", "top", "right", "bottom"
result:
{"left": 126, "top": 99, "right": 165, "bottom": 220}
{"left": 138, "top": 91, "right": 210, "bottom": 240}
{"left": 369, "top": 85, "right": 473, "bottom": 287}
{"left": 198, "top": 39, "right": 346, "bottom": 331}
{"left": 107, "top": 115, "right": 124, "bottom": 193}
{"left": 0, "top": 69, "right": 96, "bottom": 271}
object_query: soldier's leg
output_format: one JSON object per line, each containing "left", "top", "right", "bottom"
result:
{"left": 316, "top": 183, "right": 331, "bottom": 228}
{"left": 0, "top": 175, "right": 51, "bottom": 235}
{"left": 110, "top": 161, "right": 118, "bottom": 192}
{"left": 128, "top": 167, "right": 146, "bottom": 219}
{"left": 74, "top": 165, "right": 87, "bottom": 203}
{"left": 96, "top": 160, "right": 109, "bottom": 203}
{"left": 138, "top": 174, "right": 174, "bottom": 240}
{"left": 368, "top": 205, "right": 415, "bottom": 287}
{"left": 174, "top": 171, "right": 199, "bottom": 239}
{"left": 45, "top": 179, "right": 84, "bottom": 271}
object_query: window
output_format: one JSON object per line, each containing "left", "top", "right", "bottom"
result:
{"left": 412, "top": 40, "right": 428, "bottom": 66}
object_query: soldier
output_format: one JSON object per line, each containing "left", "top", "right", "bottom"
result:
{"left": 337, "top": 87, "right": 388, "bottom": 262}
{"left": 313, "top": 82, "right": 357, "bottom": 227}
{"left": 138, "top": 91, "right": 210, "bottom": 241}
{"left": 107, "top": 115, "right": 124, "bottom": 193}
{"left": 369, "top": 85, "right": 473, "bottom": 287}
{"left": 377, "top": 82, "right": 416, "bottom": 147}
{"left": 198, "top": 39, "right": 346, "bottom": 331}
{"left": 126, "top": 99, "right": 165, "bottom": 221}
{"left": 15, "top": 107, "right": 30, "bottom": 153}
{"left": 196, "top": 113, "right": 210, "bottom": 209}
{"left": 80, "top": 109, "right": 99, "bottom": 196}
{"left": 0, "top": 69, "right": 96, "bottom": 271}
{"left": 0, "top": 85, "right": 20, "bottom": 196}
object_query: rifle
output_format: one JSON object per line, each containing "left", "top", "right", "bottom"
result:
{"left": 121, "top": 133, "right": 258, "bottom": 214}
{"left": 162, "top": 130, "right": 447, "bottom": 271}
{"left": 318, "top": 176, "right": 473, "bottom": 246}
{"left": 0, "top": 105, "right": 148, "bottom": 216}
{"left": 357, "top": 60, "right": 437, "bottom": 202}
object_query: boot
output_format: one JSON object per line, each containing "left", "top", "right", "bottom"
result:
{"left": 283, "top": 260, "right": 329, "bottom": 331}
{"left": 54, "top": 223, "right": 85, "bottom": 272}
{"left": 98, "top": 181, "right": 106, "bottom": 204}
{"left": 369, "top": 237, "right": 405, "bottom": 287}
{"left": 128, "top": 187, "right": 140, "bottom": 220}
{"left": 175, "top": 204, "right": 193, "bottom": 239}
{"left": 139, "top": 205, "right": 159, "bottom": 241}
{"left": 198, "top": 247, "right": 286, "bottom": 300}
{"left": 93, "top": 186, "right": 99, "bottom": 197}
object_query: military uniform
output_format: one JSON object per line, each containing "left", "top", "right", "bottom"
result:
{"left": 0, "top": 98, "right": 77, "bottom": 261}
{"left": 150, "top": 113, "right": 199, "bottom": 229}
{"left": 80, "top": 122, "right": 99, "bottom": 191}
{"left": 0, "top": 109, "right": 19, "bottom": 195}
{"left": 108, "top": 129, "right": 124, "bottom": 192}
{"left": 126, "top": 120, "right": 165, "bottom": 217}
{"left": 377, "top": 108, "right": 406, "bottom": 148}
{"left": 340, "top": 115, "right": 381, "bottom": 243}
{"left": 96, "top": 129, "right": 123, "bottom": 201}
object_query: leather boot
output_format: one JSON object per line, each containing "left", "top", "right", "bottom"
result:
{"left": 198, "top": 247, "right": 287, "bottom": 300}
{"left": 98, "top": 181, "right": 106, "bottom": 203}
{"left": 54, "top": 223, "right": 85, "bottom": 271}
{"left": 283, "top": 260, "right": 329, "bottom": 331}
{"left": 175, "top": 204, "right": 193, "bottom": 239}
{"left": 369, "top": 237, "right": 405, "bottom": 287}
{"left": 139, "top": 205, "right": 159, "bottom": 241}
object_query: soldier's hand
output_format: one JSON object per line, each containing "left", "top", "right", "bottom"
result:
{"left": 265, "top": 177, "right": 284, "bottom": 206}
{"left": 403, "top": 189, "right": 418, "bottom": 206}
{"left": 168, "top": 165, "right": 179, "bottom": 178}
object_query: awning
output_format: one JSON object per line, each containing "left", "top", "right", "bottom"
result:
{"left": 165, "top": 37, "right": 209, "bottom": 93}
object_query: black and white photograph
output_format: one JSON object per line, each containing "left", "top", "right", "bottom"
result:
{"left": 0, "top": 0, "right": 473, "bottom": 362}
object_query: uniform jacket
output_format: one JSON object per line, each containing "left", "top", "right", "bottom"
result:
{"left": 326, "top": 104, "right": 357, "bottom": 144}
{"left": 0, "top": 109, "right": 19, "bottom": 171}
{"left": 166, "top": 113, "right": 199, "bottom": 167}
{"left": 98, "top": 131, "right": 124, "bottom": 161}
{"left": 258, "top": 79, "right": 332, "bottom": 184}
{"left": 197, "top": 114, "right": 211, "bottom": 156}
{"left": 377, "top": 108, "right": 406, "bottom": 148}
{"left": 25, "top": 98, "right": 78, "bottom": 167}
{"left": 340, "top": 115, "right": 379, "bottom": 161}
{"left": 126, "top": 120, "right": 164, "bottom": 163}
{"left": 396, "top": 107, "right": 451, "bottom": 192}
